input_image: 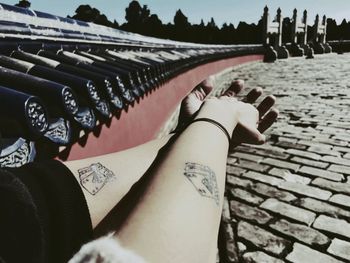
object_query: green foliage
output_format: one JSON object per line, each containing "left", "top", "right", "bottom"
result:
{"left": 71, "top": 4, "right": 118, "bottom": 28}
{"left": 15, "top": 0, "right": 30, "bottom": 8}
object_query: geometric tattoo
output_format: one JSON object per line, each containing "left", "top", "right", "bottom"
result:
{"left": 78, "top": 163, "right": 116, "bottom": 195}
{"left": 184, "top": 162, "right": 219, "bottom": 205}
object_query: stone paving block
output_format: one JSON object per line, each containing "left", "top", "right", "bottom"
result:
{"left": 322, "top": 156, "right": 350, "bottom": 166}
{"left": 308, "top": 147, "right": 341, "bottom": 157}
{"left": 299, "top": 166, "right": 344, "bottom": 181}
{"left": 313, "top": 215, "right": 350, "bottom": 240}
{"left": 277, "top": 136, "right": 298, "bottom": 144}
{"left": 250, "top": 182, "right": 297, "bottom": 202}
{"left": 278, "top": 181, "right": 332, "bottom": 200}
{"left": 275, "top": 141, "right": 307, "bottom": 150}
{"left": 261, "top": 158, "right": 300, "bottom": 172}
{"left": 222, "top": 196, "right": 231, "bottom": 223}
{"left": 242, "top": 251, "right": 284, "bottom": 263}
{"left": 242, "top": 171, "right": 284, "bottom": 186}
{"left": 233, "top": 145, "right": 289, "bottom": 160}
{"left": 285, "top": 149, "right": 321, "bottom": 160}
{"left": 329, "top": 194, "right": 350, "bottom": 208}
{"left": 269, "top": 168, "right": 311, "bottom": 184}
{"left": 327, "top": 238, "right": 350, "bottom": 261}
{"left": 227, "top": 175, "right": 253, "bottom": 188}
{"left": 227, "top": 157, "right": 238, "bottom": 166}
{"left": 286, "top": 243, "right": 343, "bottom": 263}
{"left": 231, "top": 152, "right": 264, "bottom": 162}
{"left": 229, "top": 188, "right": 264, "bottom": 205}
{"left": 328, "top": 164, "right": 350, "bottom": 175}
{"left": 314, "top": 138, "right": 348, "bottom": 147}
{"left": 226, "top": 166, "right": 246, "bottom": 176}
{"left": 237, "top": 221, "right": 290, "bottom": 256}
{"left": 333, "top": 134, "right": 350, "bottom": 142}
{"left": 297, "top": 197, "right": 350, "bottom": 220}
{"left": 270, "top": 219, "right": 330, "bottom": 246}
{"left": 333, "top": 146, "right": 350, "bottom": 154}
{"left": 290, "top": 156, "right": 329, "bottom": 169}
{"left": 237, "top": 242, "right": 247, "bottom": 255}
{"left": 312, "top": 178, "right": 350, "bottom": 195}
{"left": 230, "top": 200, "right": 272, "bottom": 225}
{"left": 221, "top": 220, "right": 239, "bottom": 262}
{"left": 260, "top": 198, "right": 316, "bottom": 225}
{"left": 299, "top": 141, "right": 333, "bottom": 149}
{"left": 231, "top": 160, "right": 270, "bottom": 173}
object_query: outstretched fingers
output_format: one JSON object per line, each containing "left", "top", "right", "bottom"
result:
{"left": 258, "top": 108, "right": 279, "bottom": 133}
{"left": 257, "top": 95, "right": 276, "bottom": 118}
{"left": 200, "top": 77, "right": 215, "bottom": 95}
{"left": 243, "top": 87, "right": 263, "bottom": 104}
{"left": 222, "top": 79, "right": 245, "bottom": 97}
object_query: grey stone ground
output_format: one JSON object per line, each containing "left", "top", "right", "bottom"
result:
{"left": 220, "top": 54, "right": 350, "bottom": 262}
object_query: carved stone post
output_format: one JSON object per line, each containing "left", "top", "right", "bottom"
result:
{"left": 314, "top": 14, "right": 320, "bottom": 43}
{"left": 301, "top": 10, "right": 314, "bottom": 58}
{"left": 321, "top": 15, "right": 326, "bottom": 44}
{"left": 262, "top": 6, "right": 270, "bottom": 45}
{"left": 322, "top": 15, "right": 332, "bottom": 53}
{"left": 313, "top": 14, "right": 331, "bottom": 54}
{"left": 276, "top": 8, "right": 289, "bottom": 59}
{"left": 292, "top": 8, "right": 298, "bottom": 43}
{"left": 276, "top": 8, "right": 283, "bottom": 47}
{"left": 290, "top": 8, "right": 304, "bottom": 56}
{"left": 302, "top": 10, "right": 308, "bottom": 45}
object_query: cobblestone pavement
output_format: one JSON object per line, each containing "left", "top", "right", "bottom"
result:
{"left": 220, "top": 54, "right": 350, "bottom": 263}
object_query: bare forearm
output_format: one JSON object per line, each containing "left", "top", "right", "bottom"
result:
{"left": 65, "top": 134, "right": 173, "bottom": 228}
{"left": 116, "top": 106, "right": 239, "bottom": 262}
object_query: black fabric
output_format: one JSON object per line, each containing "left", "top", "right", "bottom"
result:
{"left": 0, "top": 160, "right": 92, "bottom": 263}
{"left": 0, "top": 169, "right": 44, "bottom": 263}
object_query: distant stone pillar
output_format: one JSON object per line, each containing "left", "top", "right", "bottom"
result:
{"left": 290, "top": 9, "right": 304, "bottom": 57}
{"left": 313, "top": 14, "right": 331, "bottom": 54}
{"left": 322, "top": 15, "right": 332, "bottom": 53}
{"left": 314, "top": 15, "right": 320, "bottom": 43}
{"left": 291, "top": 9, "right": 298, "bottom": 44}
{"left": 302, "top": 10, "right": 308, "bottom": 45}
{"left": 262, "top": 6, "right": 288, "bottom": 61}
{"left": 276, "top": 8, "right": 283, "bottom": 47}
{"left": 262, "top": 6, "right": 270, "bottom": 45}
{"left": 321, "top": 15, "right": 327, "bottom": 44}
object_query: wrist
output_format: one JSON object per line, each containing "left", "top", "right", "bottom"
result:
{"left": 194, "top": 99, "right": 240, "bottom": 136}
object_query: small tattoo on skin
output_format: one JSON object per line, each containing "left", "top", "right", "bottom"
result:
{"left": 184, "top": 162, "right": 219, "bottom": 205}
{"left": 78, "top": 163, "right": 116, "bottom": 195}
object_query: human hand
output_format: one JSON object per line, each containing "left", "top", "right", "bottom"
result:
{"left": 229, "top": 95, "right": 278, "bottom": 147}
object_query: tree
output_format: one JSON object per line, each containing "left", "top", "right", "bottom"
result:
{"left": 174, "top": 9, "right": 190, "bottom": 28}
{"left": 15, "top": 0, "right": 31, "bottom": 8}
{"left": 124, "top": 1, "right": 151, "bottom": 33}
{"left": 326, "top": 18, "right": 339, "bottom": 40}
{"left": 207, "top": 17, "right": 217, "bottom": 29}
{"left": 125, "top": 1, "right": 150, "bottom": 25}
{"left": 71, "top": 5, "right": 118, "bottom": 28}
{"left": 282, "top": 17, "right": 292, "bottom": 43}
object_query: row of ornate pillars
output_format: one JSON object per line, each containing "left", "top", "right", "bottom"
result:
{"left": 263, "top": 6, "right": 332, "bottom": 62}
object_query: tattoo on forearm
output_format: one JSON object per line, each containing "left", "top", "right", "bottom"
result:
{"left": 78, "top": 163, "right": 116, "bottom": 195}
{"left": 184, "top": 162, "right": 219, "bottom": 205}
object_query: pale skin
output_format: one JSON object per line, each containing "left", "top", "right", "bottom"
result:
{"left": 65, "top": 78, "right": 278, "bottom": 230}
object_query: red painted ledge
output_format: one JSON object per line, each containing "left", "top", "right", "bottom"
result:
{"left": 59, "top": 54, "right": 263, "bottom": 161}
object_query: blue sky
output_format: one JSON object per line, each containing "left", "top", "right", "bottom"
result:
{"left": 2, "top": 0, "right": 350, "bottom": 26}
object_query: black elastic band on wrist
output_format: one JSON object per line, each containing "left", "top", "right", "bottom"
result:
{"left": 191, "top": 118, "right": 231, "bottom": 144}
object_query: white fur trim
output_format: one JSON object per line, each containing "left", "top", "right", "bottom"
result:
{"left": 69, "top": 234, "right": 146, "bottom": 263}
